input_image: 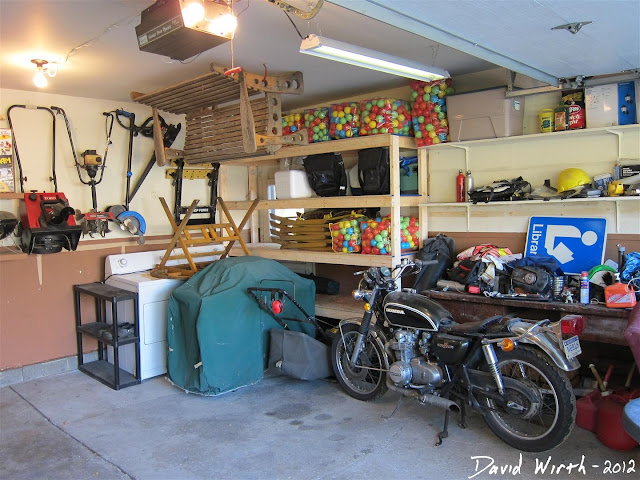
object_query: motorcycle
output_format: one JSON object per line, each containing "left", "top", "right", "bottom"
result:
{"left": 331, "top": 260, "right": 583, "bottom": 452}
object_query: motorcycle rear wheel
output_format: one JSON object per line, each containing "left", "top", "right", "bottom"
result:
{"left": 331, "top": 323, "right": 388, "bottom": 401}
{"left": 481, "top": 346, "right": 576, "bottom": 452}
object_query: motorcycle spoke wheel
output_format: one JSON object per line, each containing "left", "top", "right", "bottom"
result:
{"left": 482, "top": 347, "right": 576, "bottom": 452}
{"left": 331, "top": 323, "right": 387, "bottom": 401}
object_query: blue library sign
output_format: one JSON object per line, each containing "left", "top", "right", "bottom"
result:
{"left": 525, "top": 216, "right": 607, "bottom": 274}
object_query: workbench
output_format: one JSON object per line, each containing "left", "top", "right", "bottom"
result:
{"left": 421, "top": 290, "right": 631, "bottom": 345}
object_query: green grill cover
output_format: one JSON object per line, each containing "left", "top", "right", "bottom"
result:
{"left": 166, "top": 256, "right": 315, "bottom": 395}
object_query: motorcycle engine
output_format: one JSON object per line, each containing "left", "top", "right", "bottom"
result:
{"left": 387, "top": 329, "right": 444, "bottom": 387}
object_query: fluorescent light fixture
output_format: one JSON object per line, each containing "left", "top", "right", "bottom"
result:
{"left": 300, "top": 34, "right": 449, "bottom": 81}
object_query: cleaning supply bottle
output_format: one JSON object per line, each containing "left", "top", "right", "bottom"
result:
{"left": 456, "top": 169, "right": 465, "bottom": 202}
{"left": 580, "top": 271, "right": 590, "bottom": 304}
{"left": 465, "top": 171, "right": 474, "bottom": 202}
{"left": 605, "top": 274, "right": 637, "bottom": 308}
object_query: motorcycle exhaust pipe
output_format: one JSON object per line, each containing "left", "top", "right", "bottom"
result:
{"left": 386, "top": 378, "right": 460, "bottom": 412}
{"left": 418, "top": 393, "right": 460, "bottom": 413}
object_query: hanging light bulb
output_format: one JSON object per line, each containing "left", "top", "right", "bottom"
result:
{"left": 31, "top": 59, "right": 48, "bottom": 88}
{"left": 181, "top": 0, "right": 206, "bottom": 27}
{"left": 208, "top": 13, "right": 237, "bottom": 36}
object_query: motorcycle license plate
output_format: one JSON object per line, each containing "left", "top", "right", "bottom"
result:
{"left": 563, "top": 335, "right": 581, "bottom": 360}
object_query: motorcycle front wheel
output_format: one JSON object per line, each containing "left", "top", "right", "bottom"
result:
{"left": 331, "top": 323, "right": 388, "bottom": 401}
{"left": 481, "top": 346, "right": 576, "bottom": 452}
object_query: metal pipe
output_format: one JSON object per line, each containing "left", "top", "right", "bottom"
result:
{"left": 385, "top": 377, "right": 460, "bottom": 412}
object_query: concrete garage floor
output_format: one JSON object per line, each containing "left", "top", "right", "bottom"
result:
{"left": 1, "top": 371, "right": 638, "bottom": 480}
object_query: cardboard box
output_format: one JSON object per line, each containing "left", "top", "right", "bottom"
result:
{"left": 585, "top": 80, "right": 639, "bottom": 128}
{"left": 446, "top": 87, "right": 525, "bottom": 141}
{"left": 614, "top": 164, "right": 640, "bottom": 180}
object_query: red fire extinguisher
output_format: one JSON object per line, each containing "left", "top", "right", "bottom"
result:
{"left": 456, "top": 169, "right": 465, "bottom": 202}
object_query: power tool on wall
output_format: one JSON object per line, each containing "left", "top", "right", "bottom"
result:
{"left": 19, "top": 191, "right": 82, "bottom": 254}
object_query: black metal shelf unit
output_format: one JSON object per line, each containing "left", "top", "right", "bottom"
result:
{"left": 74, "top": 282, "right": 141, "bottom": 390}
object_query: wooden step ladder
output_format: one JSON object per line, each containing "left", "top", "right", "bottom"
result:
{"left": 151, "top": 196, "right": 259, "bottom": 279}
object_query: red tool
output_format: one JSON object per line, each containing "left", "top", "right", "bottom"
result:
{"left": 19, "top": 192, "right": 82, "bottom": 254}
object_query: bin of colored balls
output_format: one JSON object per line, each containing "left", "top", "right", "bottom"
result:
{"left": 360, "top": 99, "right": 412, "bottom": 136}
{"left": 410, "top": 79, "right": 454, "bottom": 147}
{"left": 329, "top": 102, "right": 360, "bottom": 140}
{"left": 359, "top": 216, "right": 391, "bottom": 255}
{"left": 304, "top": 107, "right": 331, "bottom": 143}
{"left": 282, "top": 112, "right": 305, "bottom": 136}
{"left": 397, "top": 215, "right": 420, "bottom": 251}
{"left": 329, "top": 218, "right": 361, "bottom": 253}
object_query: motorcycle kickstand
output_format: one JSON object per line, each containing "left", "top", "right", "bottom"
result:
{"left": 458, "top": 401, "right": 468, "bottom": 429}
{"left": 381, "top": 395, "right": 404, "bottom": 420}
{"left": 435, "top": 409, "right": 450, "bottom": 446}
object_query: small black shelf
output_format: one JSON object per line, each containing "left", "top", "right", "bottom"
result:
{"left": 79, "top": 360, "right": 139, "bottom": 390}
{"left": 74, "top": 282, "right": 141, "bottom": 390}
{"left": 76, "top": 322, "right": 140, "bottom": 346}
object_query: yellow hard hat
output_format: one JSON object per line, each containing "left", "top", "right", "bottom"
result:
{"left": 557, "top": 168, "right": 591, "bottom": 193}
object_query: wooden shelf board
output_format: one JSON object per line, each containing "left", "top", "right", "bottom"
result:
{"left": 205, "top": 134, "right": 417, "bottom": 166}
{"left": 224, "top": 194, "right": 423, "bottom": 211}
{"left": 421, "top": 196, "right": 640, "bottom": 207}
{"left": 315, "top": 294, "right": 362, "bottom": 320}
{"left": 230, "top": 245, "right": 400, "bottom": 267}
{"left": 0, "top": 193, "right": 23, "bottom": 199}
{"left": 423, "top": 124, "right": 640, "bottom": 150}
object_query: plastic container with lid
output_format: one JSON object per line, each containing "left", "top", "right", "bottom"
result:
{"left": 274, "top": 170, "right": 313, "bottom": 199}
{"left": 445, "top": 87, "right": 525, "bottom": 141}
{"left": 539, "top": 108, "right": 554, "bottom": 132}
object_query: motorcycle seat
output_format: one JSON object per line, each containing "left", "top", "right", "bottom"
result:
{"left": 442, "top": 315, "right": 503, "bottom": 334}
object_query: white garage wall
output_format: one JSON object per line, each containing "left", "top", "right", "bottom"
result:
{"left": 0, "top": 88, "right": 249, "bottom": 245}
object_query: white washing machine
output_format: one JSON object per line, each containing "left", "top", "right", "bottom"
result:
{"left": 104, "top": 247, "right": 222, "bottom": 380}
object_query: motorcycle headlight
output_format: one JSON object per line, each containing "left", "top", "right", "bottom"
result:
{"left": 352, "top": 289, "right": 365, "bottom": 300}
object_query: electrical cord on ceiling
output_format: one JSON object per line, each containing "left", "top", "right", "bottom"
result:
{"left": 236, "top": 0, "right": 250, "bottom": 18}
{"left": 284, "top": 11, "right": 304, "bottom": 40}
{"left": 179, "top": 53, "right": 203, "bottom": 64}
{"left": 61, "top": 12, "right": 140, "bottom": 65}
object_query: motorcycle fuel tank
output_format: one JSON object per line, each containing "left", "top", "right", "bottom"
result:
{"left": 383, "top": 291, "right": 452, "bottom": 332}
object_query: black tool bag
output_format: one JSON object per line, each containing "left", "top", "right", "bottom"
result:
{"left": 303, "top": 153, "right": 347, "bottom": 197}
{"left": 469, "top": 177, "right": 531, "bottom": 203}
{"left": 511, "top": 266, "right": 552, "bottom": 294}
{"left": 358, "top": 147, "right": 390, "bottom": 195}
{"left": 413, "top": 234, "right": 456, "bottom": 291}
{"left": 447, "top": 259, "right": 483, "bottom": 285}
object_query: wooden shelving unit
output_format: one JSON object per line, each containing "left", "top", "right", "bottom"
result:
{"left": 225, "top": 133, "right": 425, "bottom": 268}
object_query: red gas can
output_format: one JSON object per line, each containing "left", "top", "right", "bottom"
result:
{"left": 576, "top": 390, "right": 603, "bottom": 432}
{"left": 597, "top": 391, "right": 640, "bottom": 451}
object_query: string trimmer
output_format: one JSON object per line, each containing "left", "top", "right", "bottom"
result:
{"left": 56, "top": 109, "right": 118, "bottom": 237}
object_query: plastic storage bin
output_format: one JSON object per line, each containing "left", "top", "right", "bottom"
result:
{"left": 304, "top": 107, "right": 330, "bottom": 143}
{"left": 275, "top": 170, "right": 313, "bottom": 199}
{"left": 360, "top": 99, "right": 412, "bottom": 136}
{"left": 330, "top": 102, "right": 360, "bottom": 139}
{"left": 446, "top": 87, "right": 525, "bottom": 141}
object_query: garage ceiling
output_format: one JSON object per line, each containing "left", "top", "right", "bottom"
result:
{"left": 1, "top": 0, "right": 638, "bottom": 110}
{"left": 344, "top": 0, "right": 639, "bottom": 85}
